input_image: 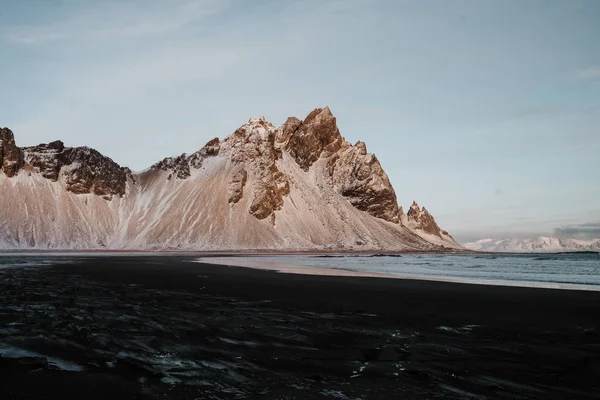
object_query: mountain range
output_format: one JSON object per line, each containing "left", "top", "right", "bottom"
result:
{"left": 463, "top": 236, "right": 600, "bottom": 253}
{"left": 0, "top": 107, "right": 459, "bottom": 251}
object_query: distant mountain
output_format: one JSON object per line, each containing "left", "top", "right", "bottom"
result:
{"left": 463, "top": 236, "right": 600, "bottom": 253}
{"left": 0, "top": 107, "right": 460, "bottom": 251}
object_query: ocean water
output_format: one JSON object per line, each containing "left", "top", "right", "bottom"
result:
{"left": 230, "top": 253, "right": 600, "bottom": 289}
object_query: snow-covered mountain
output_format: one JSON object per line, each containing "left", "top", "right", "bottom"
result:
{"left": 463, "top": 236, "right": 600, "bottom": 253}
{"left": 0, "top": 107, "right": 460, "bottom": 251}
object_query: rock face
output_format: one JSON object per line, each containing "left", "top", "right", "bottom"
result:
{"left": 0, "top": 128, "right": 24, "bottom": 178}
{"left": 23, "top": 141, "right": 132, "bottom": 199}
{"left": 406, "top": 201, "right": 446, "bottom": 238}
{"left": 328, "top": 141, "right": 400, "bottom": 223}
{"left": 275, "top": 108, "right": 400, "bottom": 223}
{"left": 0, "top": 107, "right": 459, "bottom": 250}
{"left": 221, "top": 117, "right": 290, "bottom": 221}
{"left": 153, "top": 153, "right": 190, "bottom": 180}
{"left": 278, "top": 107, "right": 344, "bottom": 171}
{"left": 149, "top": 109, "right": 414, "bottom": 226}
{"left": 227, "top": 168, "right": 247, "bottom": 205}
{"left": 152, "top": 138, "right": 221, "bottom": 180}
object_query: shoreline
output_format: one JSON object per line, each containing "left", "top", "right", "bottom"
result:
{"left": 2, "top": 250, "right": 597, "bottom": 291}
{"left": 0, "top": 248, "right": 475, "bottom": 255}
{"left": 2, "top": 247, "right": 597, "bottom": 255}
{"left": 197, "top": 256, "right": 600, "bottom": 292}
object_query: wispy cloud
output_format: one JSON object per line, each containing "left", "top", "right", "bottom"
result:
{"left": 4, "top": 0, "right": 227, "bottom": 45}
{"left": 509, "top": 106, "right": 562, "bottom": 120}
{"left": 9, "top": 0, "right": 375, "bottom": 169}
{"left": 6, "top": 31, "right": 68, "bottom": 45}
{"left": 576, "top": 67, "right": 600, "bottom": 81}
{"left": 554, "top": 222, "right": 600, "bottom": 239}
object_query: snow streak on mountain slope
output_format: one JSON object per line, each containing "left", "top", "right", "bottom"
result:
{"left": 463, "top": 236, "right": 600, "bottom": 253}
{"left": 0, "top": 108, "right": 460, "bottom": 251}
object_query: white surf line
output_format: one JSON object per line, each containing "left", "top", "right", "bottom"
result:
{"left": 0, "top": 345, "right": 85, "bottom": 371}
{"left": 195, "top": 257, "right": 600, "bottom": 292}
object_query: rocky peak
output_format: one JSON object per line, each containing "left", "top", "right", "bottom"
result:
{"left": 153, "top": 137, "right": 221, "bottom": 179}
{"left": 277, "top": 108, "right": 402, "bottom": 224}
{"left": 279, "top": 107, "right": 344, "bottom": 171}
{"left": 221, "top": 117, "right": 289, "bottom": 221}
{"left": 0, "top": 128, "right": 16, "bottom": 145}
{"left": 327, "top": 140, "right": 400, "bottom": 223}
{"left": 146, "top": 107, "right": 450, "bottom": 234}
{"left": 23, "top": 141, "right": 131, "bottom": 199}
{"left": 406, "top": 200, "right": 444, "bottom": 238}
{"left": 275, "top": 117, "right": 302, "bottom": 147}
{"left": 153, "top": 153, "right": 190, "bottom": 180}
{"left": 152, "top": 117, "right": 290, "bottom": 222}
{"left": 408, "top": 201, "right": 420, "bottom": 214}
{"left": 0, "top": 127, "right": 25, "bottom": 177}
{"left": 221, "top": 117, "right": 279, "bottom": 162}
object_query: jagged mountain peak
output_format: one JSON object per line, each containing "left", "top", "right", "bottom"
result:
{"left": 0, "top": 107, "right": 459, "bottom": 251}
{"left": 0, "top": 127, "right": 24, "bottom": 177}
{"left": 3, "top": 131, "right": 134, "bottom": 199}
{"left": 279, "top": 107, "right": 344, "bottom": 171}
{"left": 247, "top": 116, "right": 269, "bottom": 125}
{"left": 0, "top": 127, "right": 16, "bottom": 144}
{"left": 404, "top": 199, "right": 448, "bottom": 240}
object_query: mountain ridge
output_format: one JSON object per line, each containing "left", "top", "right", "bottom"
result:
{"left": 0, "top": 107, "right": 459, "bottom": 251}
{"left": 463, "top": 236, "right": 600, "bottom": 253}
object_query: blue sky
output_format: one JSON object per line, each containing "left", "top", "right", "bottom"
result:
{"left": 1, "top": 0, "right": 599, "bottom": 242}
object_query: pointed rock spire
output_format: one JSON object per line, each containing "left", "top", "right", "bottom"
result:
{"left": 405, "top": 201, "right": 444, "bottom": 238}
{"left": 0, "top": 127, "right": 24, "bottom": 177}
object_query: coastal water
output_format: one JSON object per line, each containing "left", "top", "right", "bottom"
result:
{"left": 228, "top": 253, "right": 600, "bottom": 289}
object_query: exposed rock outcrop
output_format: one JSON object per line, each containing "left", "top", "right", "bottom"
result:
{"left": 275, "top": 109, "right": 400, "bottom": 224}
{"left": 0, "top": 128, "right": 24, "bottom": 177}
{"left": 328, "top": 141, "right": 400, "bottom": 223}
{"left": 227, "top": 168, "right": 247, "bottom": 204}
{"left": 23, "top": 142, "right": 131, "bottom": 199}
{"left": 189, "top": 137, "right": 220, "bottom": 168}
{"left": 152, "top": 109, "right": 403, "bottom": 224}
{"left": 278, "top": 107, "right": 344, "bottom": 171}
{"left": 221, "top": 117, "right": 290, "bottom": 220}
{"left": 152, "top": 137, "right": 221, "bottom": 180}
{"left": 406, "top": 201, "right": 444, "bottom": 238}
{"left": 153, "top": 154, "right": 190, "bottom": 180}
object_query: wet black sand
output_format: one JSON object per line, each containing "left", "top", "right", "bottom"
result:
{"left": 1, "top": 255, "right": 599, "bottom": 399}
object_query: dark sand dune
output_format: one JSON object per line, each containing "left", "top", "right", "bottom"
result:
{"left": 1, "top": 256, "right": 599, "bottom": 399}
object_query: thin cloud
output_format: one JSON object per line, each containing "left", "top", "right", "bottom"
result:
{"left": 3, "top": 0, "right": 227, "bottom": 45}
{"left": 10, "top": 0, "right": 373, "bottom": 170}
{"left": 510, "top": 107, "right": 562, "bottom": 120}
{"left": 6, "top": 31, "right": 68, "bottom": 45}
{"left": 554, "top": 222, "right": 600, "bottom": 239}
{"left": 576, "top": 67, "right": 600, "bottom": 81}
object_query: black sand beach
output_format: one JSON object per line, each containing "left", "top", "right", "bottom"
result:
{"left": 1, "top": 255, "right": 599, "bottom": 399}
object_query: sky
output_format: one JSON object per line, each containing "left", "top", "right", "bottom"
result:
{"left": 1, "top": 0, "right": 599, "bottom": 242}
